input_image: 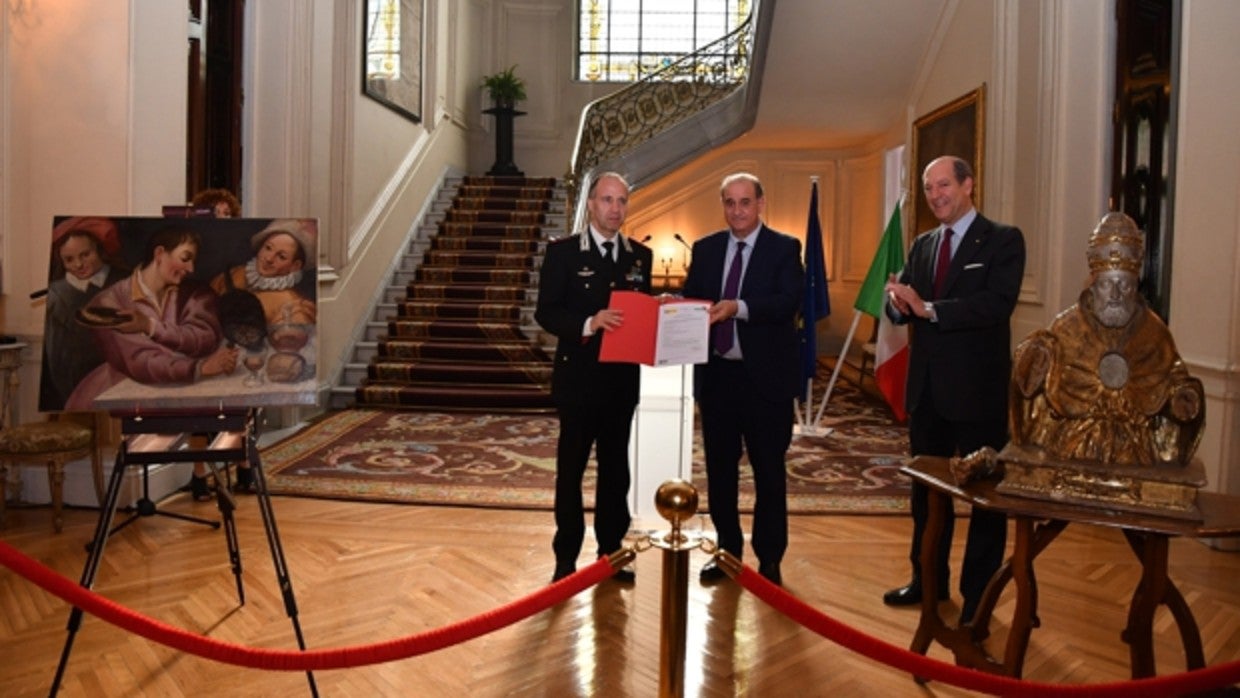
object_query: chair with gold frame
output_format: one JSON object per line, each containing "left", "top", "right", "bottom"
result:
{"left": 0, "top": 412, "right": 106, "bottom": 533}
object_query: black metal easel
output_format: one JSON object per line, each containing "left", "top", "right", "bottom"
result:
{"left": 92, "top": 434, "right": 221, "bottom": 546}
{"left": 50, "top": 408, "right": 316, "bottom": 696}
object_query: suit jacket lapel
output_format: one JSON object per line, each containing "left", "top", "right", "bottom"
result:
{"left": 740, "top": 225, "right": 773, "bottom": 295}
{"left": 701, "top": 233, "right": 728, "bottom": 299}
{"left": 920, "top": 232, "right": 940, "bottom": 295}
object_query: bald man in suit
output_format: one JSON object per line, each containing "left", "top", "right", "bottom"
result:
{"left": 536, "top": 172, "right": 652, "bottom": 584}
{"left": 683, "top": 172, "right": 804, "bottom": 586}
{"left": 883, "top": 156, "right": 1025, "bottom": 624}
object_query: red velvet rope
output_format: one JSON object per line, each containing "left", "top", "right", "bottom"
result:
{"left": 734, "top": 564, "right": 1240, "bottom": 696}
{"left": 0, "top": 540, "right": 611, "bottom": 671}
{"left": 5, "top": 537, "right": 1238, "bottom": 694}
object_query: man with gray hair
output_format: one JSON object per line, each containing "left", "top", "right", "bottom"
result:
{"left": 684, "top": 172, "right": 804, "bottom": 586}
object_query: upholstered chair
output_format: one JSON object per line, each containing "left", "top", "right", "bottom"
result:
{"left": 0, "top": 412, "right": 106, "bottom": 532}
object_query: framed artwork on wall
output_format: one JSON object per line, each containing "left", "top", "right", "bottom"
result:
{"left": 909, "top": 85, "right": 986, "bottom": 236}
{"left": 363, "top": 0, "right": 424, "bottom": 122}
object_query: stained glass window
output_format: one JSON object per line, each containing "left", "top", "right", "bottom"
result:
{"left": 577, "top": 0, "right": 749, "bottom": 82}
{"left": 366, "top": 0, "right": 402, "bottom": 80}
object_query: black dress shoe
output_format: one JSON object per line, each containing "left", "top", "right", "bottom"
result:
{"left": 882, "top": 581, "right": 950, "bottom": 606}
{"left": 187, "top": 474, "right": 212, "bottom": 502}
{"left": 758, "top": 564, "right": 782, "bottom": 586}
{"left": 611, "top": 563, "right": 636, "bottom": 583}
{"left": 959, "top": 600, "right": 978, "bottom": 626}
{"left": 232, "top": 465, "right": 256, "bottom": 494}
{"left": 699, "top": 559, "right": 728, "bottom": 583}
{"left": 551, "top": 564, "right": 575, "bottom": 582}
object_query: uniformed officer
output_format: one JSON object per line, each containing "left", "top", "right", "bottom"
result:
{"left": 534, "top": 171, "right": 652, "bottom": 583}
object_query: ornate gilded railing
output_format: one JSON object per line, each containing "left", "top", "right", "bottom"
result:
{"left": 565, "top": 0, "right": 769, "bottom": 227}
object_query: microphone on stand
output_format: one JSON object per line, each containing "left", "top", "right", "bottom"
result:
{"left": 672, "top": 233, "right": 692, "bottom": 274}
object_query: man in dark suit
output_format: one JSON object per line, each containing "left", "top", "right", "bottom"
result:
{"left": 883, "top": 156, "right": 1026, "bottom": 624}
{"left": 683, "top": 172, "right": 804, "bottom": 586}
{"left": 535, "top": 172, "right": 653, "bottom": 584}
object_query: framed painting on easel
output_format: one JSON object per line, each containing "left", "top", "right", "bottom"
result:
{"left": 39, "top": 216, "right": 319, "bottom": 414}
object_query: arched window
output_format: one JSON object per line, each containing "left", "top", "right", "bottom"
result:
{"left": 577, "top": 0, "right": 749, "bottom": 82}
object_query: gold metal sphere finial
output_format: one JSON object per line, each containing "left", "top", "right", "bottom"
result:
{"left": 654, "top": 479, "right": 699, "bottom": 526}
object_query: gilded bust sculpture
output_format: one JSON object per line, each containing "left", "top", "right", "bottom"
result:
{"left": 1008, "top": 212, "right": 1204, "bottom": 468}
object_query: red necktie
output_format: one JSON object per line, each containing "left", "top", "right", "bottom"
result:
{"left": 933, "top": 228, "right": 954, "bottom": 299}
{"left": 713, "top": 241, "right": 746, "bottom": 354}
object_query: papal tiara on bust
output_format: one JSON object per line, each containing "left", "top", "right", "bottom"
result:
{"left": 1087, "top": 211, "right": 1144, "bottom": 274}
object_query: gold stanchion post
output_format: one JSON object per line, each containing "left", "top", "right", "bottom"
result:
{"left": 651, "top": 478, "right": 702, "bottom": 698}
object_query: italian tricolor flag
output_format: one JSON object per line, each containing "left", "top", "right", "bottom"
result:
{"left": 854, "top": 205, "right": 909, "bottom": 422}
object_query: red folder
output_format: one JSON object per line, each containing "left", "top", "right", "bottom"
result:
{"left": 598, "top": 290, "right": 710, "bottom": 365}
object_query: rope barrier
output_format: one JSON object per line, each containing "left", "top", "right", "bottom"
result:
{"left": 4, "top": 535, "right": 1239, "bottom": 695}
{"left": 0, "top": 540, "right": 612, "bottom": 671}
{"left": 732, "top": 560, "right": 1240, "bottom": 697}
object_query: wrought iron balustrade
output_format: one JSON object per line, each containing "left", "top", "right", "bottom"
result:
{"left": 566, "top": 0, "right": 770, "bottom": 229}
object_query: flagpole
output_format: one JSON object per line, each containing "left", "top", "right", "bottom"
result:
{"left": 813, "top": 310, "right": 862, "bottom": 426}
{"left": 802, "top": 379, "right": 812, "bottom": 424}
{"left": 794, "top": 175, "right": 832, "bottom": 438}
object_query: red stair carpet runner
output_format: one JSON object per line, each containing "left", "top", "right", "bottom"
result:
{"left": 354, "top": 175, "right": 557, "bottom": 412}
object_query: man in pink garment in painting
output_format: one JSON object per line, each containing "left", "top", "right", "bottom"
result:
{"left": 66, "top": 225, "right": 239, "bottom": 409}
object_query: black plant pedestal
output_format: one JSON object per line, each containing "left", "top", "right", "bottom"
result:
{"left": 484, "top": 105, "right": 526, "bottom": 177}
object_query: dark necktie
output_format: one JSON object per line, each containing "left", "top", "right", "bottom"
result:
{"left": 933, "top": 228, "right": 953, "bottom": 299}
{"left": 601, "top": 240, "right": 615, "bottom": 267}
{"left": 712, "top": 241, "right": 746, "bottom": 354}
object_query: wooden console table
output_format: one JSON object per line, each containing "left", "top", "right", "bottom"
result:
{"left": 902, "top": 455, "right": 1240, "bottom": 681}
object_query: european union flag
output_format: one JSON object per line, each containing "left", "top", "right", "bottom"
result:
{"left": 800, "top": 179, "right": 830, "bottom": 392}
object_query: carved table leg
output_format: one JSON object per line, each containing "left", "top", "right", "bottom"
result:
{"left": 1002, "top": 518, "right": 1038, "bottom": 676}
{"left": 971, "top": 517, "right": 1066, "bottom": 647}
{"left": 48, "top": 458, "right": 66, "bottom": 533}
{"left": 909, "top": 487, "right": 951, "bottom": 683}
{"left": 1122, "top": 530, "right": 1205, "bottom": 678}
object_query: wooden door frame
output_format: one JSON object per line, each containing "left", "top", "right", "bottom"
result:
{"left": 186, "top": 0, "right": 245, "bottom": 204}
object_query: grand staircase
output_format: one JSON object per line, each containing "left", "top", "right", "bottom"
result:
{"left": 340, "top": 175, "right": 564, "bottom": 412}
{"left": 334, "top": 4, "right": 772, "bottom": 413}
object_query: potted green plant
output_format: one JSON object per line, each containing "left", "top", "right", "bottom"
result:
{"left": 481, "top": 65, "right": 527, "bottom": 109}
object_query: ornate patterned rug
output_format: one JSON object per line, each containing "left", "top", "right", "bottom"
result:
{"left": 262, "top": 379, "right": 911, "bottom": 514}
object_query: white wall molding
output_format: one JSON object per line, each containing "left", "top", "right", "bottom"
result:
{"left": 1017, "top": 0, "right": 1055, "bottom": 311}
{"left": 495, "top": 2, "right": 566, "bottom": 142}
{"left": 286, "top": 1, "right": 315, "bottom": 216}
{"left": 327, "top": 0, "right": 357, "bottom": 270}
{"left": 347, "top": 130, "right": 431, "bottom": 262}
{"left": 0, "top": 2, "right": 10, "bottom": 296}
{"left": 989, "top": 0, "right": 1018, "bottom": 224}
{"left": 129, "top": 2, "right": 185, "bottom": 214}
{"left": 836, "top": 154, "right": 881, "bottom": 285}
{"left": 907, "top": 0, "right": 959, "bottom": 111}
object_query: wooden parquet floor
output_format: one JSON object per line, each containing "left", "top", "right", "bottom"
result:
{"left": 2, "top": 493, "right": 1239, "bottom": 697}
